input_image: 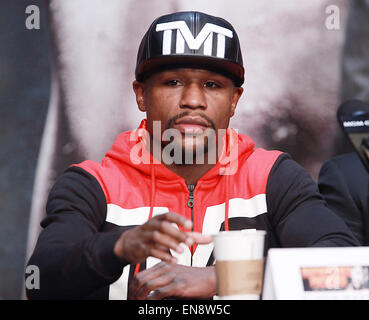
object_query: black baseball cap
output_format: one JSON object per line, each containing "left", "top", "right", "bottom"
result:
{"left": 135, "top": 11, "right": 244, "bottom": 86}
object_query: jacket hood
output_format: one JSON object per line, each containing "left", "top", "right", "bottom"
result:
{"left": 105, "top": 119, "right": 255, "bottom": 181}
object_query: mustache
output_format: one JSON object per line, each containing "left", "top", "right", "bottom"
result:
{"left": 166, "top": 112, "right": 216, "bottom": 131}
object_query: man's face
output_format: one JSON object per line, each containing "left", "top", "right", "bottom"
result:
{"left": 133, "top": 68, "right": 243, "bottom": 161}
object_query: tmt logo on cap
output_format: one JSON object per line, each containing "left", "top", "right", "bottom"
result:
{"left": 156, "top": 21, "right": 233, "bottom": 58}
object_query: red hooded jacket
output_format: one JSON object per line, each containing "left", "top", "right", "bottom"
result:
{"left": 26, "top": 120, "right": 359, "bottom": 300}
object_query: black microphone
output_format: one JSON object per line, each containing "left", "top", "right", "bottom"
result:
{"left": 337, "top": 99, "right": 369, "bottom": 172}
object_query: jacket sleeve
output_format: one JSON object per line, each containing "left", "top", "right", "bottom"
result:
{"left": 318, "top": 156, "right": 368, "bottom": 245}
{"left": 266, "top": 154, "right": 360, "bottom": 247}
{"left": 25, "top": 166, "right": 128, "bottom": 299}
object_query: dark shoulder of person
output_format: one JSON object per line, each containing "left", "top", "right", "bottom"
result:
{"left": 322, "top": 152, "right": 368, "bottom": 204}
{"left": 318, "top": 152, "right": 369, "bottom": 245}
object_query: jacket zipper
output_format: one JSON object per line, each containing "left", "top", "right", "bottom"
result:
{"left": 187, "top": 184, "right": 196, "bottom": 266}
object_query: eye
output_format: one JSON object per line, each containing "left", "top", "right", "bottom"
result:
{"left": 204, "top": 81, "right": 219, "bottom": 88}
{"left": 165, "top": 79, "right": 181, "bottom": 86}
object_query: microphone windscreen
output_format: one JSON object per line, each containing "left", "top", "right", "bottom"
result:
{"left": 337, "top": 99, "right": 369, "bottom": 172}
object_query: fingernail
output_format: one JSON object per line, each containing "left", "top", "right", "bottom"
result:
{"left": 176, "top": 245, "right": 184, "bottom": 253}
{"left": 186, "top": 238, "right": 193, "bottom": 246}
{"left": 184, "top": 221, "right": 192, "bottom": 229}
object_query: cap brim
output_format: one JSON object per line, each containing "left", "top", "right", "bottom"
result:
{"left": 135, "top": 55, "right": 244, "bottom": 87}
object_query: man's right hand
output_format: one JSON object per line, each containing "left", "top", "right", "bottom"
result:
{"left": 113, "top": 212, "right": 212, "bottom": 264}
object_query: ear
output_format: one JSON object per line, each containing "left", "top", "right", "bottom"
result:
{"left": 132, "top": 80, "right": 147, "bottom": 112}
{"left": 230, "top": 86, "right": 243, "bottom": 118}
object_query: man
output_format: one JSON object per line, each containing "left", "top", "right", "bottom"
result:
{"left": 26, "top": 11, "right": 359, "bottom": 300}
{"left": 318, "top": 152, "right": 369, "bottom": 245}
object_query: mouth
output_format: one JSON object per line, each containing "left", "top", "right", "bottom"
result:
{"left": 172, "top": 116, "right": 211, "bottom": 135}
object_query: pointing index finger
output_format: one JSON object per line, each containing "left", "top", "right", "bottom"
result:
{"left": 156, "top": 212, "right": 192, "bottom": 230}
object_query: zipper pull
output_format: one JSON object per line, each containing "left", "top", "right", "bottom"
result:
{"left": 187, "top": 184, "right": 195, "bottom": 208}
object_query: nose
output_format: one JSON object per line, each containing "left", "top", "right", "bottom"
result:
{"left": 179, "top": 83, "right": 207, "bottom": 110}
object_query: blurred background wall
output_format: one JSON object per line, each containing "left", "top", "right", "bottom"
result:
{"left": 2, "top": 0, "right": 368, "bottom": 299}
{"left": 0, "top": 0, "right": 51, "bottom": 299}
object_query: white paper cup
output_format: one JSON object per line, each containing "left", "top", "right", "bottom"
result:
{"left": 213, "top": 229, "right": 266, "bottom": 300}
